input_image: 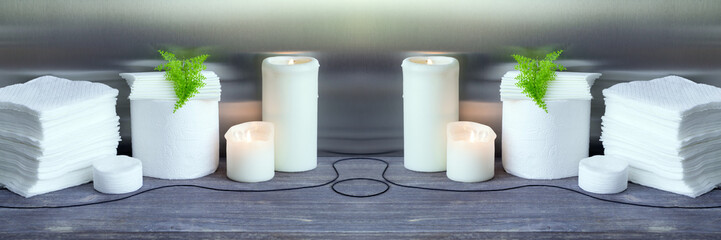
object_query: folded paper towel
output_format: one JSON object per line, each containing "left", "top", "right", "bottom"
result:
{"left": 121, "top": 71, "right": 221, "bottom": 101}
{"left": 93, "top": 156, "right": 143, "bottom": 194}
{"left": 0, "top": 75, "right": 120, "bottom": 197}
{"left": 120, "top": 71, "right": 221, "bottom": 180}
{"left": 578, "top": 155, "right": 628, "bottom": 194}
{"left": 500, "top": 71, "right": 601, "bottom": 179}
{"left": 500, "top": 71, "right": 600, "bottom": 101}
{"left": 601, "top": 75, "right": 721, "bottom": 197}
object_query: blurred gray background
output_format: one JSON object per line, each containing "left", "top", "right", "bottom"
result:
{"left": 0, "top": 0, "right": 720, "bottom": 157}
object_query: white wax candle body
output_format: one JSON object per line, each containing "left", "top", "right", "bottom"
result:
{"left": 262, "top": 57, "right": 319, "bottom": 172}
{"left": 447, "top": 122, "right": 496, "bottom": 182}
{"left": 402, "top": 56, "right": 459, "bottom": 172}
{"left": 225, "top": 122, "right": 274, "bottom": 182}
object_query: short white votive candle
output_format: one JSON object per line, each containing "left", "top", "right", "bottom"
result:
{"left": 446, "top": 121, "right": 497, "bottom": 182}
{"left": 225, "top": 121, "right": 275, "bottom": 183}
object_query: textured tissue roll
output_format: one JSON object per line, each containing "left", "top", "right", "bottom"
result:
{"left": 578, "top": 155, "right": 628, "bottom": 194}
{"left": 500, "top": 71, "right": 600, "bottom": 180}
{"left": 502, "top": 100, "right": 591, "bottom": 179}
{"left": 130, "top": 100, "right": 219, "bottom": 179}
{"left": 93, "top": 155, "right": 143, "bottom": 194}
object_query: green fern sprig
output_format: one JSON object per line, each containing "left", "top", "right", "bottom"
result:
{"left": 154, "top": 50, "right": 209, "bottom": 113}
{"left": 511, "top": 50, "right": 566, "bottom": 113}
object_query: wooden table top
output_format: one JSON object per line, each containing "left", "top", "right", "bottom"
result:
{"left": 2, "top": 157, "right": 720, "bottom": 239}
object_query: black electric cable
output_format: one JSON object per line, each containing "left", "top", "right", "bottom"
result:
{"left": 331, "top": 178, "right": 390, "bottom": 198}
{"left": 320, "top": 149, "right": 401, "bottom": 156}
{"left": 0, "top": 157, "right": 720, "bottom": 209}
{"left": 345, "top": 157, "right": 721, "bottom": 210}
{"left": 0, "top": 159, "right": 343, "bottom": 209}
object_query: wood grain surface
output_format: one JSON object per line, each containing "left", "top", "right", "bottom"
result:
{"left": 1, "top": 157, "right": 720, "bottom": 239}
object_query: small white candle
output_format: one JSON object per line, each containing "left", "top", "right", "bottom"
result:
{"left": 446, "top": 121, "right": 497, "bottom": 182}
{"left": 402, "top": 56, "right": 459, "bottom": 172}
{"left": 224, "top": 121, "right": 275, "bottom": 183}
{"left": 262, "top": 56, "right": 319, "bottom": 172}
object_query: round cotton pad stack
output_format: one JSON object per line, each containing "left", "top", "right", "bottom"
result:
{"left": 93, "top": 156, "right": 143, "bottom": 194}
{"left": 578, "top": 155, "right": 628, "bottom": 194}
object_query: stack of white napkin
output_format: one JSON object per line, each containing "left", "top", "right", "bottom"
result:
{"left": 0, "top": 76, "right": 120, "bottom": 197}
{"left": 601, "top": 76, "right": 721, "bottom": 197}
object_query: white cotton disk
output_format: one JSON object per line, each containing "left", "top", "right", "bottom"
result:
{"left": 93, "top": 156, "right": 143, "bottom": 194}
{"left": 578, "top": 155, "right": 629, "bottom": 194}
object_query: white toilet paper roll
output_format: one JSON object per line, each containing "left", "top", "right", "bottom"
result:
{"left": 502, "top": 99, "right": 591, "bottom": 179}
{"left": 93, "top": 155, "right": 143, "bottom": 194}
{"left": 578, "top": 155, "right": 628, "bottom": 194}
{"left": 130, "top": 99, "right": 219, "bottom": 179}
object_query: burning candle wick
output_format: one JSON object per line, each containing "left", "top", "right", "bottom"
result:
{"left": 288, "top": 59, "right": 296, "bottom": 65}
{"left": 426, "top": 58, "right": 433, "bottom": 65}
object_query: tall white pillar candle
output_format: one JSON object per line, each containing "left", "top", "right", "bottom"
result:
{"left": 447, "top": 121, "right": 496, "bottom": 182}
{"left": 262, "top": 56, "right": 319, "bottom": 172}
{"left": 225, "top": 121, "right": 274, "bottom": 183}
{"left": 402, "top": 56, "right": 459, "bottom": 172}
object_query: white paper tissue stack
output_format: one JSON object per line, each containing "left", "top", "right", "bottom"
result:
{"left": 601, "top": 76, "right": 721, "bottom": 197}
{"left": 501, "top": 71, "right": 601, "bottom": 179}
{"left": 120, "top": 71, "right": 221, "bottom": 180}
{"left": 0, "top": 76, "right": 120, "bottom": 197}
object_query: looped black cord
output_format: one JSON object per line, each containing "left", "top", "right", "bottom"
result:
{"left": 331, "top": 178, "right": 390, "bottom": 198}
{"left": 1, "top": 157, "right": 720, "bottom": 209}
{"left": 0, "top": 160, "right": 344, "bottom": 209}
{"left": 343, "top": 157, "right": 721, "bottom": 209}
{"left": 320, "top": 149, "right": 401, "bottom": 156}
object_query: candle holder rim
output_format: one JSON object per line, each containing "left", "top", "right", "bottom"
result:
{"left": 263, "top": 56, "right": 319, "bottom": 67}
{"left": 447, "top": 121, "right": 497, "bottom": 141}
{"left": 402, "top": 56, "right": 458, "bottom": 67}
{"left": 224, "top": 121, "right": 274, "bottom": 141}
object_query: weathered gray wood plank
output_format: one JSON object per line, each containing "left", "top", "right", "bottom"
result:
{"left": 1, "top": 157, "right": 720, "bottom": 239}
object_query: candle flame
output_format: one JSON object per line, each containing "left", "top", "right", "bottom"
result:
{"left": 426, "top": 58, "right": 433, "bottom": 65}
{"left": 288, "top": 59, "right": 296, "bottom": 65}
